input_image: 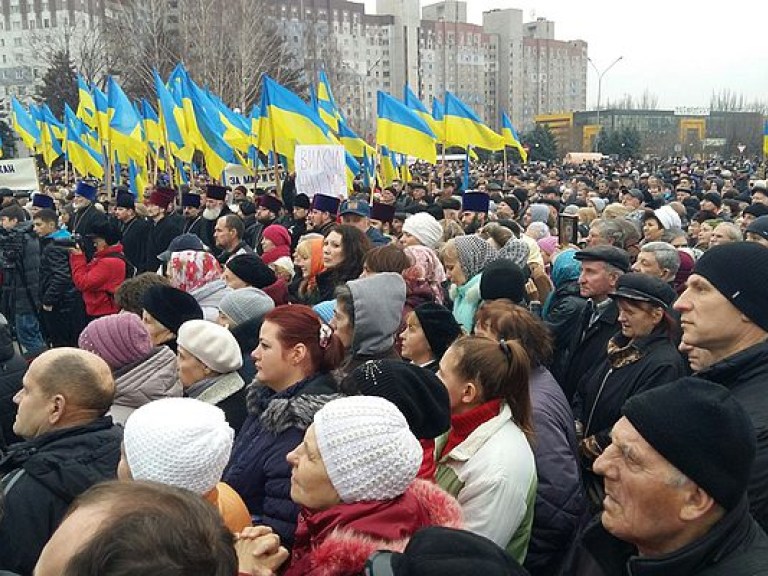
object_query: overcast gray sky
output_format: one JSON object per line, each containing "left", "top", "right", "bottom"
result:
{"left": 364, "top": 0, "right": 768, "bottom": 110}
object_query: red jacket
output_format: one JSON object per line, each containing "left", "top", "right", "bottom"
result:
{"left": 70, "top": 244, "right": 126, "bottom": 316}
{"left": 284, "top": 479, "right": 463, "bottom": 576}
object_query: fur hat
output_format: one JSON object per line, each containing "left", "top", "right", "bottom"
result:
{"left": 142, "top": 285, "right": 204, "bottom": 335}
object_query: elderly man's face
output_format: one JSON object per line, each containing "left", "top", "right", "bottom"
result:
{"left": 593, "top": 417, "right": 691, "bottom": 554}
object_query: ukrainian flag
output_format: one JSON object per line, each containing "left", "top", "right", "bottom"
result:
{"left": 141, "top": 99, "right": 162, "bottom": 148}
{"left": 153, "top": 70, "right": 194, "bottom": 163}
{"left": 76, "top": 76, "right": 97, "bottom": 130}
{"left": 764, "top": 120, "right": 768, "bottom": 157}
{"left": 502, "top": 112, "right": 528, "bottom": 163}
{"left": 11, "top": 97, "right": 40, "bottom": 150}
{"left": 40, "top": 104, "right": 65, "bottom": 140}
{"left": 183, "top": 75, "right": 238, "bottom": 180}
{"left": 444, "top": 92, "right": 504, "bottom": 151}
{"left": 39, "top": 120, "right": 63, "bottom": 167}
{"left": 404, "top": 85, "right": 440, "bottom": 140}
{"left": 63, "top": 106, "right": 105, "bottom": 179}
{"left": 338, "top": 119, "right": 375, "bottom": 159}
{"left": 317, "top": 70, "right": 342, "bottom": 134}
{"left": 432, "top": 97, "right": 446, "bottom": 143}
{"left": 207, "top": 90, "right": 251, "bottom": 152}
{"left": 376, "top": 92, "right": 436, "bottom": 164}
{"left": 128, "top": 158, "right": 148, "bottom": 199}
{"left": 257, "top": 75, "right": 334, "bottom": 168}
{"left": 92, "top": 84, "right": 110, "bottom": 141}
{"left": 107, "top": 77, "right": 146, "bottom": 163}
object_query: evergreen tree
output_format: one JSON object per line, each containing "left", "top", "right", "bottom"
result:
{"left": 599, "top": 127, "right": 642, "bottom": 159}
{"left": 36, "top": 50, "right": 78, "bottom": 118}
{"left": 0, "top": 101, "right": 16, "bottom": 158}
{"left": 522, "top": 124, "right": 558, "bottom": 162}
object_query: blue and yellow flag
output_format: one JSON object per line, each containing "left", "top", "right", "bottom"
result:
{"left": 444, "top": 92, "right": 504, "bottom": 151}
{"left": 11, "top": 97, "right": 40, "bottom": 150}
{"left": 107, "top": 76, "right": 145, "bottom": 163}
{"left": 153, "top": 70, "right": 194, "bottom": 163}
{"left": 76, "top": 75, "right": 97, "bottom": 130}
{"left": 92, "top": 84, "right": 110, "bottom": 141}
{"left": 257, "top": 75, "right": 335, "bottom": 168}
{"left": 764, "top": 120, "right": 768, "bottom": 157}
{"left": 338, "top": 119, "right": 375, "bottom": 159}
{"left": 403, "top": 85, "right": 440, "bottom": 140}
{"left": 63, "top": 104, "right": 105, "bottom": 179}
{"left": 141, "top": 99, "right": 161, "bottom": 148}
{"left": 502, "top": 112, "right": 528, "bottom": 163}
{"left": 376, "top": 92, "right": 436, "bottom": 164}
{"left": 128, "top": 159, "right": 148, "bottom": 200}
{"left": 316, "top": 70, "right": 342, "bottom": 134}
{"left": 431, "top": 97, "right": 446, "bottom": 143}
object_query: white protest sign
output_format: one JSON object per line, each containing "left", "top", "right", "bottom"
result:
{"left": 295, "top": 145, "right": 347, "bottom": 199}
{"left": 0, "top": 158, "right": 40, "bottom": 190}
{"left": 222, "top": 163, "right": 281, "bottom": 191}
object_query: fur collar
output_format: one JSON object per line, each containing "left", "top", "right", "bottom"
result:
{"left": 196, "top": 372, "right": 245, "bottom": 405}
{"left": 304, "top": 480, "right": 463, "bottom": 576}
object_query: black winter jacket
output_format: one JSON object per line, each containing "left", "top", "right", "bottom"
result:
{"left": 699, "top": 340, "right": 768, "bottom": 534}
{"left": 0, "top": 223, "right": 41, "bottom": 315}
{"left": 68, "top": 203, "right": 107, "bottom": 237}
{"left": 573, "top": 497, "right": 768, "bottom": 576}
{"left": 145, "top": 212, "right": 185, "bottom": 272}
{"left": 0, "top": 417, "right": 122, "bottom": 575}
{"left": 120, "top": 216, "right": 153, "bottom": 273}
{"left": 545, "top": 281, "right": 587, "bottom": 388}
{"left": 38, "top": 235, "right": 78, "bottom": 310}
{"left": 0, "top": 325, "right": 26, "bottom": 450}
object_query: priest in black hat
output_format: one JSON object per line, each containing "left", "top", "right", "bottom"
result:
{"left": 198, "top": 184, "right": 232, "bottom": 256}
{"left": 114, "top": 189, "right": 152, "bottom": 273}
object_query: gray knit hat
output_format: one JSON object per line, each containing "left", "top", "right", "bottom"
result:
{"left": 218, "top": 287, "right": 274, "bottom": 327}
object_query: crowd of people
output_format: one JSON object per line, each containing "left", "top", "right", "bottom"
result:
{"left": 1, "top": 155, "right": 768, "bottom": 575}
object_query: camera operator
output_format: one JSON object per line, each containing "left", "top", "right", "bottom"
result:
{"left": 0, "top": 205, "right": 47, "bottom": 358}
{"left": 69, "top": 221, "right": 127, "bottom": 322}
{"left": 33, "top": 209, "right": 87, "bottom": 347}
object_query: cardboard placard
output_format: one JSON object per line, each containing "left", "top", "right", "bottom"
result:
{"left": 295, "top": 145, "right": 347, "bottom": 199}
{"left": 0, "top": 158, "right": 40, "bottom": 190}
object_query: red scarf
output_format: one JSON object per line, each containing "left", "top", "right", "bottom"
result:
{"left": 440, "top": 399, "right": 502, "bottom": 459}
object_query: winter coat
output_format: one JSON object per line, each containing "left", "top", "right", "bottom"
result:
{"left": 184, "top": 215, "right": 204, "bottom": 238}
{"left": 69, "top": 243, "right": 127, "bottom": 317}
{"left": 191, "top": 279, "right": 232, "bottom": 322}
{"left": 68, "top": 203, "right": 107, "bottom": 237}
{"left": 120, "top": 216, "right": 153, "bottom": 273}
{"left": 366, "top": 226, "right": 391, "bottom": 247}
{"left": 0, "top": 417, "right": 122, "bottom": 574}
{"left": 285, "top": 479, "right": 463, "bottom": 576}
{"left": 544, "top": 281, "right": 587, "bottom": 387}
{"left": 0, "top": 222, "right": 41, "bottom": 315}
{"left": 230, "top": 315, "right": 261, "bottom": 384}
{"left": 450, "top": 273, "right": 482, "bottom": 333}
{"left": 525, "top": 366, "right": 586, "bottom": 576}
{"left": 698, "top": 341, "right": 768, "bottom": 533}
{"left": 435, "top": 402, "right": 538, "bottom": 564}
{"left": 572, "top": 497, "right": 768, "bottom": 576}
{"left": 0, "top": 327, "right": 27, "bottom": 450}
{"left": 109, "top": 346, "right": 181, "bottom": 425}
{"left": 561, "top": 299, "right": 620, "bottom": 403}
{"left": 145, "top": 212, "right": 185, "bottom": 272}
{"left": 573, "top": 329, "right": 687, "bottom": 450}
{"left": 186, "top": 371, "right": 247, "bottom": 434}
{"left": 223, "top": 373, "right": 340, "bottom": 548}
{"left": 38, "top": 229, "right": 79, "bottom": 311}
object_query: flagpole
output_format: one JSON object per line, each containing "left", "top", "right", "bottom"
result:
{"left": 271, "top": 136, "right": 282, "bottom": 201}
{"left": 440, "top": 142, "right": 446, "bottom": 189}
{"left": 503, "top": 147, "right": 508, "bottom": 180}
{"left": 104, "top": 141, "right": 112, "bottom": 197}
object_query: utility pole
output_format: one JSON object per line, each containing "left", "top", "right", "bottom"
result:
{"left": 588, "top": 55, "right": 623, "bottom": 152}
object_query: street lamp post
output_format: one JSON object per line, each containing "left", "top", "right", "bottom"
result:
{"left": 588, "top": 55, "right": 623, "bottom": 152}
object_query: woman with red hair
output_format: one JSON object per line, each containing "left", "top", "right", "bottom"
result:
{"left": 223, "top": 304, "right": 344, "bottom": 548}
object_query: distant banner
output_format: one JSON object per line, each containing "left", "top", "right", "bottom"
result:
{"left": 295, "top": 145, "right": 347, "bottom": 199}
{"left": 222, "top": 163, "right": 282, "bottom": 191}
{"left": 0, "top": 158, "right": 40, "bottom": 190}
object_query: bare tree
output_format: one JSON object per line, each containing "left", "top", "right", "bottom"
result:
{"left": 605, "top": 89, "right": 659, "bottom": 110}
{"left": 710, "top": 89, "right": 768, "bottom": 114}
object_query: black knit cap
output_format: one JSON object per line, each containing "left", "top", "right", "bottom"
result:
{"left": 225, "top": 253, "right": 276, "bottom": 289}
{"left": 479, "top": 259, "right": 528, "bottom": 304}
{"left": 694, "top": 242, "right": 768, "bottom": 332}
{"left": 341, "top": 359, "right": 451, "bottom": 439}
{"left": 703, "top": 192, "right": 723, "bottom": 208}
{"left": 413, "top": 303, "right": 463, "bottom": 361}
{"left": 141, "top": 285, "right": 203, "bottom": 335}
{"left": 367, "top": 526, "right": 527, "bottom": 576}
{"left": 623, "top": 377, "right": 755, "bottom": 510}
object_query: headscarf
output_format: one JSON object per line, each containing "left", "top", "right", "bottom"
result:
{"left": 453, "top": 236, "right": 498, "bottom": 281}
{"left": 497, "top": 238, "right": 530, "bottom": 269}
{"left": 261, "top": 224, "right": 292, "bottom": 265}
{"left": 168, "top": 250, "right": 222, "bottom": 293}
{"left": 403, "top": 245, "right": 447, "bottom": 304}
{"left": 543, "top": 248, "right": 582, "bottom": 317}
{"left": 300, "top": 237, "right": 325, "bottom": 293}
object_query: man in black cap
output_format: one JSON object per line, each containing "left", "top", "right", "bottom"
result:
{"left": 701, "top": 192, "right": 726, "bottom": 220}
{"left": 307, "top": 194, "right": 340, "bottom": 236}
{"left": 114, "top": 190, "right": 151, "bottom": 273}
{"left": 574, "top": 378, "right": 768, "bottom": 575}
{"left": 198, "top": 184, "right": 232, "bottom": 256}
{"left": 288, "top": 193, "right": 310, "bottom": 250}
{"left": 181, "top": 192, "right": 203, "bottom": 237}
{"left": 675, "top": 242, "right": 768, "bottom": 532}
{"left": 251, "top": 194, "right": 284, "bottom": 253}
{"left": 745, "top": 215, "right": 768, "bottom": 248}
{"left": 0, "top": 188, "right": 15, "bottom": 209}
{"left": 559, "top": 246, "right": 629, "bottom": 402}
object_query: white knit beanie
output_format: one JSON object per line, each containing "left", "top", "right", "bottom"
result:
{"left": 177, "top": 319, "right": 243, "bottom": 373}
{"left": 402, "top": 212, "right": 443, "bottom": 249}
{"left": 123, "top": 398, "right": 234, "bottom": 495}
{"left": 313, "top": 396, "right": 422, "bottom": 503}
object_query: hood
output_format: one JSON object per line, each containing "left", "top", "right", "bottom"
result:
{"left": 46, "top": 227, "right": 72, "bottom": 241}
{"left": 113, "top": 346, "right": 181, "bottom": 410}
{"left": 191, "top": 279, "right": 232, "bottom": 321}
{"left": 348, "top": 273, "right": 406, "bottom": 356}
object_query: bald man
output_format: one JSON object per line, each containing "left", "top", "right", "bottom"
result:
{"left": 0, "top": 348, "right": 122, "bottom": 575}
